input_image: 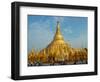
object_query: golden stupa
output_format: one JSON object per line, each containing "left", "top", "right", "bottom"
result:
{"left": 43, "top": 21, "right": 71, "bottom": 62}
{"left": 28, "top": 21, "right": 88, "bottom": 66}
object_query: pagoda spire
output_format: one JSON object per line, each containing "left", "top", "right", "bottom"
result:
{"left": 53, "top": 21, "right": 64, "bottom": 41}
{"left": 56, "top": 21, "right": 61, "bottom": 35}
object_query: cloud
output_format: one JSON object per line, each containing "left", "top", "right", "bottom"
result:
{"left": 63, "top": 27, "right": 73, "bottom": 34}
{"left": 53, "top": 16, "right": 64, "bottom": 23}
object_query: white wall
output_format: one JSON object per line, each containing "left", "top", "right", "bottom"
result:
{"left": 0, "top": 0, "right": 99, "bottom": 82}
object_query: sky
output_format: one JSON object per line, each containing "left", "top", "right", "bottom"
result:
{"left": 28, "top": 15, "right": 88, "bottom": 53}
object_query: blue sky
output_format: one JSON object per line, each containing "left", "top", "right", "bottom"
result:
{"left": 28, "top": 15, "right": 88, "bottom": 52}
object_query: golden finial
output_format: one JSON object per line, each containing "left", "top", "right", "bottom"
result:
{"left": 56, "top": 21, "right": 61, "bottom": 35}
